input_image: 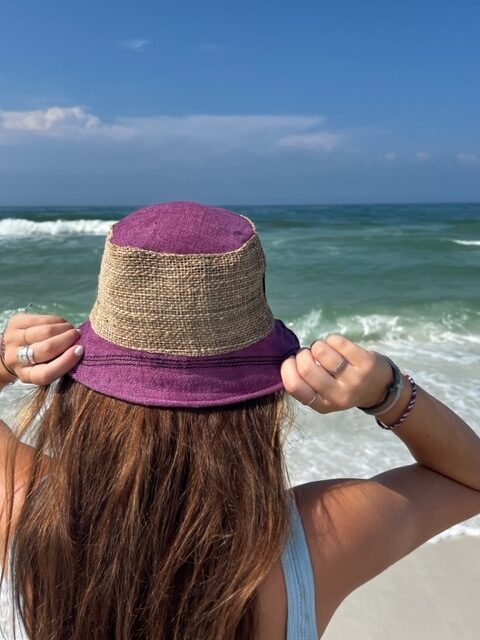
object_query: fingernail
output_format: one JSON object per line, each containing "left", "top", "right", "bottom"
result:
{"left": 74, "top": 345, "right": 84, "bottom": 356}
{"left": 310, "top": 339, "right": 319, "bottom": 349}
{"left": 75, "top": 328, "right": 82, "bottom": 334}
{"left": 296, "top": 347, "right": 310, "bottom": 354}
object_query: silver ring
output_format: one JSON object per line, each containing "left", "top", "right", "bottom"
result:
{"left": 306, "top": 392, "right": 318, "bottom": 407}
{"left": 17, "top": 346, "right": 30, "bottom": 365}
{"left": 326, "top": 357, "right": 348, "bottom": 376}
{"left": 26, "top": 345, "right": 36, "bottom": 365}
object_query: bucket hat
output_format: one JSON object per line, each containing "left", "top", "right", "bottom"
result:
{"left": 68, "top": 201, "right": 300, "bottom": 407}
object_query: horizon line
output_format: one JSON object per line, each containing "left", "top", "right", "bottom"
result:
{"left": 1, "top": 200, "right": 480, "bottom": 209}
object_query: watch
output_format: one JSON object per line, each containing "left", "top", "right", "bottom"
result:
{"left": 357, "top": 356, "right": 405, "bottom": 416}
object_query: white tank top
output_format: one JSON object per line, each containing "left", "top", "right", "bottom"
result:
{"left": 0, "top": 561, "right": 28, "bottom": 639}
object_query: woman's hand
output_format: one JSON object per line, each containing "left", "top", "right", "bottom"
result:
{"left": 280, "top": 334, "right": 394, "bottom": 413}
{"left": 0, "top": 313, "right": 84, "bottom": 386}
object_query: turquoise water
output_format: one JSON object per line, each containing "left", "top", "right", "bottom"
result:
{"left": 1, "top": 203, "right": 479, "bottom": 336}
{"left": 1, "top": 203, "right": 479, "bottom": 539}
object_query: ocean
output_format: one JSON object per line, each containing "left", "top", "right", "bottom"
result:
{"left": 0, "top": 203, "right": 479, "bottom": 541}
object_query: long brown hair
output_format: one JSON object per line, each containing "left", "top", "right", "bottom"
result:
{"left": 1, "top": 376, "right": 295, "bottom": 639}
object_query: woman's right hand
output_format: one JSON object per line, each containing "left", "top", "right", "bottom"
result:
{"left": 280, "top": 334, "right": 394, "bottom": 413}
{"left": 0, "top": 313, "right": 84, "bottom": 386}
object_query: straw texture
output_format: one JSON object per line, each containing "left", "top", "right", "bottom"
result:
{"left": 90, "top": 228, "right": 275, "bottom": 356}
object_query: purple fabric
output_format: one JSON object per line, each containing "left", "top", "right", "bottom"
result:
{"left": 68, "top": 319, "right": 300, "bottom": 407}
{"left": 112, "top": 201, "right": 254, "bottom": 254}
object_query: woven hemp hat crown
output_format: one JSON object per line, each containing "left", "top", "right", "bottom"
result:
{"left": 90, "top": 227, "right": 273, "bottom": 356}
{"left": 68, "top": 201, "right": 300, "bottom": 407}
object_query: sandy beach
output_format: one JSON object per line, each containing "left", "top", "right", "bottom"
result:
{"left": 322, "top": 536, "right": 480, "bottom": 640}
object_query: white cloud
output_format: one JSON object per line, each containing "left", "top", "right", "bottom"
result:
{"left": 457, "top": 152, "right": 479, "bottom": 166}
{"left": 118, "top": 39, "right": 150, "bottom": 52}
{"left": 199, "top": 43, "right": 223, "bottom": 53}
{"left": 385, "top": 151, "right": 397, "bottom": 162}
{"left": 0, "top": 106, "right": 136, "bottom": 141}
{"left": 121, "top": 114, "right": 326, "bottom": 146}
{"left": 0, "top": 107, "right": 348, "bottom": 156}
{"left": 1, "top": 106, "right": 100, "bottom": 131}
{"left": 416, "top": 151, "right": 430, "bottom": 161}
{"left": 277, "top": 131, "right": 346, "bottom": 152}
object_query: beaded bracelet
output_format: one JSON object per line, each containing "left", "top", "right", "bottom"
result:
{"left": 376, "top": 374, "right": 417, "bottom": 430}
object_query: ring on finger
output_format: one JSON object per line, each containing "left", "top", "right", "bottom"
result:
{"left": 325, "top": 357, "right": 348, "bottom": 377}
{"left": 26, "top": 345, "right": 36, "bottom": 365}
{"left": 306, "top": 392, "right": 318, "bottom": 407}
{"left": 17, "top": 346, "right": 29, "bottom": 365}
{"left": 17, "top": 345, "right": 36, "bottom": 366}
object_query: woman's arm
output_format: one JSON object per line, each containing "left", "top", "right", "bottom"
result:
{"left": 294, "top": 464, "right": 480, "bottom": 634}
{"left": 376, "top": 378, "right": 480, "bottom": 491}
{"left": 0, "top": 313, "right": 84, "bottom": 555}
{"left": 281, "top": 335, "right": 480, "bottom": 617}
{"left": 0, "top": 312, "right": 84, "bottom": 452}
{"left": 282, "top": 334, "right": 480, "bottom": 492}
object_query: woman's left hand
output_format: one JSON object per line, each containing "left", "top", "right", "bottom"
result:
{"left": 280, "top": 335, "right": 393, "bottom": 413}
{"left": 0, "top": 313, "right": 84, "bottom": 386}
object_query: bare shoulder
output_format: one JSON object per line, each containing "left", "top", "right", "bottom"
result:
{"left": 293, "top": 463, "right": 480, "bottom": 615}
{"left": 0, "top": 418, "right": 50, "bottom": 558}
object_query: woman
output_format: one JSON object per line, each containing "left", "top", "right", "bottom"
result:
{"left": 0, "top": 201, "right": 479, "bottom": 640}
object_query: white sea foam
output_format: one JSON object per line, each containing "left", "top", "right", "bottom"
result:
{"left": 0, "top": 217, "right": 113, "bottom": 237}
{"left": 448, "top": 238, "right": 480, "bottom": 246}
{"left": 287, "top": 307, "right": 480, "bottom": 348}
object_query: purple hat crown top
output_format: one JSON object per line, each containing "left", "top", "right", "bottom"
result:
{"left": 111, "top": 201, "right": 255, "bottom": 254}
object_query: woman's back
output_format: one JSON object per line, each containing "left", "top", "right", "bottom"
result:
{"left": 1, "top": 420, "right": 480, "bottom": 639}
{"left": 3, "top": 463, "right": 479, "bottom": 640}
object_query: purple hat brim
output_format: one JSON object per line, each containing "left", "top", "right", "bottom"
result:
{"left": 68, "top": 319, "right": 300, "bottom": 407}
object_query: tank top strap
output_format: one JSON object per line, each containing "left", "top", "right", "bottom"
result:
{"left": 280, "top": 492, "right": 319, "bottom": 639}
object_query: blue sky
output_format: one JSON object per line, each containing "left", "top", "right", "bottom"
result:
{"left": 1, "top": 0, "right": 479, "bottom": 205}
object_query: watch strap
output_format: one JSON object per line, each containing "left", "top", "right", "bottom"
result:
{"left": 358, "top": 356, "right": 405, "bottom": 416}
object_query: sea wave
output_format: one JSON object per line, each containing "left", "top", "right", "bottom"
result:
{"left": 448, "top": 239, "right": 480, "bottom": 246}
{"left": 287, "top": 307, "right": 480, "bottom": 347}
{"left": 0, "top": 218, "right": 114, "bottom": 237}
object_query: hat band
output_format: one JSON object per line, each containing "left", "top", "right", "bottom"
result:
{"left": 90, "top": 229, "right": 275, "bottom": 356}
